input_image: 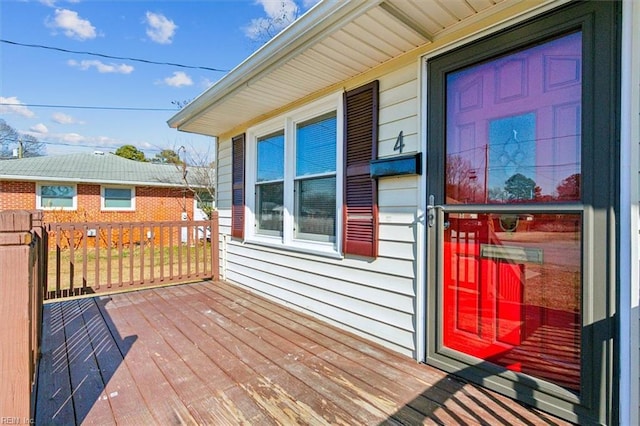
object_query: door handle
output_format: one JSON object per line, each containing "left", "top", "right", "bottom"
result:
{"left": 427, "top": 194, "right": 445, "bottom": 228}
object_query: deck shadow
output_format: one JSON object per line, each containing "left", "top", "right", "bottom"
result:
{"left": 35, "top": 297, "right": 136, "bottom": 425}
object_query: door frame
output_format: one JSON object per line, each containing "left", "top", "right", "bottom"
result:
{"left": 423, "top": 1, "right": 620, "bottom": 424}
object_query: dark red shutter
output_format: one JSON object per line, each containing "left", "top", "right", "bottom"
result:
{"left": 343, "top": 81, "right": 379, "bottom": 257}
{"left": 231, "top": 133, "right": 245, "bottom": 239}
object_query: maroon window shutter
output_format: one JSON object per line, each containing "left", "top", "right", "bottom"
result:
{"left": 343, "top": 81, "right": 379, "bottom": 257}
{"left": 231, "top": 133, "right": 245, "bottom": 239}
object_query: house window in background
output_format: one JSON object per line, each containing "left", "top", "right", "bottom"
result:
{"left": 37, "top": 184, "right": 77, "bottom": 210}
{"left": 101, "top": 186, "right": 135, "bottom": 210}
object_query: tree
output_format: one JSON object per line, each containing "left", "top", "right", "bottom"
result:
{"left": 0, "top": 119, "right": 45, "bottom": 159}
{"left": 246, "top": 1, "right": 300, "bottom": 45}
{"left": 171, "top": 99, "right": 192, "bottom": 110}
{"left": 154, "top": 149, "right": 183, "bottom": 165}
{"left": 504, "top": 173, "right": 536, "bottom": 201}
{"left": 446, "top": 155, "right": 482, "bottom": 203}
{"left": 556, "top": 173, "right": 580, "bottom": 200}
{"left": 115, "top": 144, "right": 147, "bottom": 162}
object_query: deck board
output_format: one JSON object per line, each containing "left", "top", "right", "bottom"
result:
{"left": 36, "top": 280, "right": 571, "bottom": 425}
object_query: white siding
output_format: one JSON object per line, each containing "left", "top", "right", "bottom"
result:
{"left": 620, "top": 1, "right": 640, "bottom": 422}
{"left": 215, "top": 64, "right": 421, "bottom": 357}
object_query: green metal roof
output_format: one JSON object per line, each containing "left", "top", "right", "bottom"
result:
{"left": 0, "top": 152, "right": 211, "bottom": 188}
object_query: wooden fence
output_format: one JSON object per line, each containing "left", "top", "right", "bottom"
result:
{"left": 0, "top": 210, "right": 46, "bottom": 422}
{"left": 45, "top": 213, "right": 220, "bottom": 300}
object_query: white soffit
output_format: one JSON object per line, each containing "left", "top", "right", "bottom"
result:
{"left": 169, "top": 0, "right": 508, "bottom": 137}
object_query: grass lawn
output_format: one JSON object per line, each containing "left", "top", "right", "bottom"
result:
{"left": 47, "top": 241, "right": 214, "bottom": 296}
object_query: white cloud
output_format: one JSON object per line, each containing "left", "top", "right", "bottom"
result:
{"left": 30, "top": 123, "right": 49, "bottom": 134}
{"left": 161, "top": 71, "right": 193, "bottom": 87}
{"left": 39, "top": 0, "right": 81, "bottom": 6}
{"left": 67, "top": 59, "right": 134, "bottom": 74}
{"left": 46, "top": 9, "right": 97, "bottom": 40}
{"left": 200, "top": 77, "right": 214, "bottom": 89}
{"left": 52, "top": 112, "right": 82, "bottom": 125}
{"left": 244, "top": 0, "right": 299, "bottom": 40}
{"left": 145, "top": 12, "right": 177, "bottom": 44}
{"left": 0, "top": 96, "right": 35, "bottom": 118}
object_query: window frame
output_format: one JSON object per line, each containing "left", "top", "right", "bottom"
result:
{"left": 245, "top": 93, "right": 344, "bottom": 256}
{"left": 101, "top": 185, "right": 135, "bottom": 211}
{"left": 36, "top": 183, "right": 77, "bottom": 210}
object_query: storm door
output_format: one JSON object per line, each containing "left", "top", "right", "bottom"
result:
{"left": 425, "top": 2, "right": 618, "bottom": 424}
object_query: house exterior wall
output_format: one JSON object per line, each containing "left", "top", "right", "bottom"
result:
{"left": 216, "top": 63, "right": 422, "bottom": 357}
{"left": 0, "top": 181, "right": 195, "bottom": 223}
{"left": 0, "top": 181, "right": 36, "bottom": 210}
{"left": 211, "top": 1, "right": 640, "bottom": 422}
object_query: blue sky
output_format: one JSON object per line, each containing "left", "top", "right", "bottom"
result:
{"left": 0, "top": 0, "right": 317, "bottom": 163}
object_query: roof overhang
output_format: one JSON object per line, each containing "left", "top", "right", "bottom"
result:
{"left": 168, "top": 0, "right": 559, "bottom": 139}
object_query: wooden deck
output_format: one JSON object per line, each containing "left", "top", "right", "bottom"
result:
{"left": 35, "top": 280, "right": 570, "bottom": 425}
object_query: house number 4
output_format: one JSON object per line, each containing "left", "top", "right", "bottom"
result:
{"left": 393, "top": 131, "right": 405, "bottom": 154}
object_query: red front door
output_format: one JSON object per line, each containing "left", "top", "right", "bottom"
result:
{"left": 438, "top": 32, "right": 583, "bottom": 392}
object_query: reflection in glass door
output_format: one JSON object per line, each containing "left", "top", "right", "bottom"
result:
{"left": 440, "top": 32, "right": 583, "bottom": 392}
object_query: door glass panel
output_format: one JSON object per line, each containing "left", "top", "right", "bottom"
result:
{"left": 443, "top": 213, "right": 581, "bottom": 392}
{"left": 446, "top": 32, "right": 582, "bottom": 204}
{"left": 441, "top": 31, "right": 583, "bottom": 394}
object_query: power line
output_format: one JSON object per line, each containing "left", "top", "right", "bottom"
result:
{"left": 0, "top": 102, "right": 176, "bottom": 112}
{"left": 1, "top": 39, "right": 229, "bottom": 73}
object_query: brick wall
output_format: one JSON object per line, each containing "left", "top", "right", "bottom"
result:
{"left": 0, "top": 181, "right": 36, "bottom": 211}
{"left": 0, "top": 181, "right": 196, "bottom": 223}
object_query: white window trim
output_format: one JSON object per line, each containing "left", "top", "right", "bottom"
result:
{"left": 245, "top": 92, "right": 344, "bottom": 257}
{"left": 36, "top": 182, "right": 77, "bottom": 211}
{"left": 101, "top": 185, "right": 135, "bottom": 211}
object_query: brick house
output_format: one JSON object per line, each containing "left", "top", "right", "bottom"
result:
{"left": 0, "top": 151, "right": 214, "bottom": 223}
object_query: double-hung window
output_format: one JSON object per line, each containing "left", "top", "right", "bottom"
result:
{"left": 246, "top": 95, "right": 341, "bottom": 254}
{"left": 235, "top": 83, "right": 379, "bottom": 257}
{"left": 256, "top": 131, "right": 284, "bottom": 236}
{"left": 294, "top": 113, "right": 337, "bottom": 242}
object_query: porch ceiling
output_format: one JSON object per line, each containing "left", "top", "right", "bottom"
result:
{"left": 168, "top": 0, "right": 513, "bottom": 138}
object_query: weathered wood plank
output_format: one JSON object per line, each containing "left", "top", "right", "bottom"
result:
{"left": 106, "top": 292, "right": 213, "bottom": 424}
{"left": 37, "top": 281, "right": 570, "bottom": 426}
{"left": 188, "top": 282, "right": 475, "bottom": 425}
{"left": 211, "top": 281, "right": 562, "bottom": 425}
{"left": 98, "top": 294, "right": 199, "bottom": 424}
{"left": 137, "top": 287, "right": 274, "bottom": 425}
{"left": 35, "top": 303, "right": 75, "bottom": 425}
{"left": 61, "top": 299, "right": 115, "bottom": 425}
{"left": 149, "top": 285, "right": 362, "bottom": 425}
{"left": 182, "top": 283, "right": 436, "bottom": 425}
{"left": 79, "top": 297, "right": 156, "bottom": 425}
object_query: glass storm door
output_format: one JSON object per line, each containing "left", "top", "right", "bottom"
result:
{"left": 443, "top": 31, "right": 583, "bottom": 390}
{"left": 426, "top": 2, "right": 618, "bottom": 423}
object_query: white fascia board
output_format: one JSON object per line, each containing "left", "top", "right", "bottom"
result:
{"left": 167, "top": 0, "right": 382, "bottom": 135}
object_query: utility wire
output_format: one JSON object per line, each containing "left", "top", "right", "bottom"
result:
{"left": 0, "top": 102, "right": 176, "bottom": 112}
{"left": 0, "top": 39, "right": 229, "bottom": 73}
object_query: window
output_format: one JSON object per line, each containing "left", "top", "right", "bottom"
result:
{"left": 195, "top": 191, "right": 214, "bottom": 210}
{"left": 37, "top": 184, "right": 76, "bottom": 210}
{"left": 101, "top": 186, "right": 134, "bottom": 210}
{"left": 256, "top": 131, "right": 284, "bottom": 236}
{"left": 295, "top": 113, "right": 337, "bottom": 242}
{"left": 234, "top": 84, "right": 379, "bottom": 257}
{"left": 245, "top": 95, "right": 341, "bottom": 253}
